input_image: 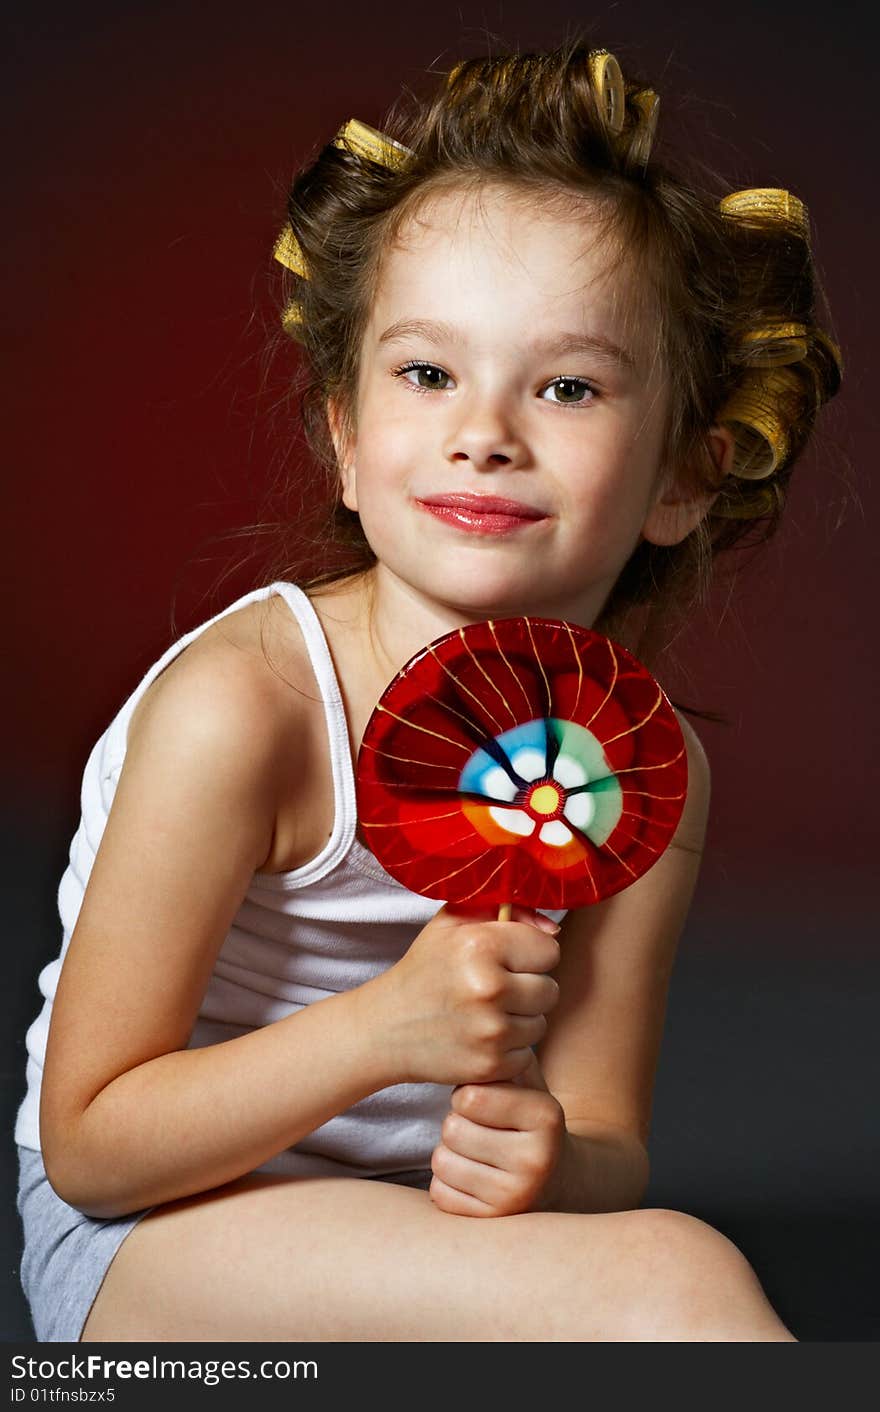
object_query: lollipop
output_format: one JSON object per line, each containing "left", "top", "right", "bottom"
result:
{"left": 356, "top": 617, "right": 687, "bottom": 916}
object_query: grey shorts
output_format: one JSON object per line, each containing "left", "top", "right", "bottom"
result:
{"left": 16, "top": 1145, "right": 433, "bottom": 1342}
{"left": 16, "top": 1145, "right": 153, "bottom": 1342}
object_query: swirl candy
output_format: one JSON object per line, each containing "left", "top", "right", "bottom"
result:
{"left": 356, "top": 617, "right": 688, "bottom": 914}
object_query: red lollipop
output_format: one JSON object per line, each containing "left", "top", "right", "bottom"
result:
{"left": 356, "top": 617, "right": 687, "bottom": 915}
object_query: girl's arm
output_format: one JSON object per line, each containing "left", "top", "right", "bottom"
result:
{"left": 40, "top": 643, "right": 397, "bottom": 1219}
{"left": 42, "top": 636, "right": 559, "bottom": 1221}
{"left": 533, "top": 712, "right": 712, "bottom": 1212}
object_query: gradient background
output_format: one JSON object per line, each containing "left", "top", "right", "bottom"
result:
{"left": 3, "top": 0, "right": 877, "bottom": 1341}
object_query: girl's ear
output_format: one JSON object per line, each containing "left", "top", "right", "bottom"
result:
{"left": 326, "top": 397, "right": 358, "bottom": 512}
{"left": 641, "top": 425, "right": 735, "bottom": 547}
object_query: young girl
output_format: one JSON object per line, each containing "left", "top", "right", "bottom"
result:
{"left": 16, "top": 39, "right": 840, "bottom": 1342}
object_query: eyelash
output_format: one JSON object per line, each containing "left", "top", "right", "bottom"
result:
{"left": 390, "top": 360, "right": 599, "bottom": 407}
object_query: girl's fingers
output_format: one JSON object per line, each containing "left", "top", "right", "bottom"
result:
{"left": 504, "top": 972, "right": 559, "bottom": 1017}
{"left": 509, "top": 905, "right": 561, "bottom": 936}
{"left": 427, "top": 1173, "right": 496, "bottom": 1218}
{"left": 502, "top": 1014, "right": 548, "bottom": 1049}
{"left": 441, "top": 1112, "right": 512, "bottom": 1166}
{"left": 450, "top": 1081, "right": 550, "bottom": 1131}
{"left": 430, "top": 1144, "right": 514, "bottom": 1208}
{"left": 500, "top": 925, "right": 561, "bottom": 974}
{"left": 440, "top": 901, "right": 558, "bottom": 935}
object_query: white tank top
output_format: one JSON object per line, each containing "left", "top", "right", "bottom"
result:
{"left": 15, "top": 581, "right": 458, "bottom": 1182}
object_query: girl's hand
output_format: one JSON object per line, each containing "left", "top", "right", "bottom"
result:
{"left": 369, "top": 904, "right": 561, "bottom": 1087}
{"left": 428, "top": 1051, "right": 568, "bottom": 1217}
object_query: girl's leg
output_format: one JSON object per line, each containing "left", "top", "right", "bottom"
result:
{"left": 81, "top": 1174, "right": 794, "bottom": 1342}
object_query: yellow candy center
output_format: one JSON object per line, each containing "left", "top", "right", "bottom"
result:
{"left": 529, "top": 784, "right": 561, "bottom": 816}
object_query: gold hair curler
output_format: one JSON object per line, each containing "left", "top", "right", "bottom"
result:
{"left": 718, "top": 367, "right": 805, "bottom": 479}
{"left": 627, "top": 89, "right": 660, "bottom": 166}
{"left": 719, "top": 187, "right": 810, "bottom": 240}
{"left": 732, "top": 323, "right": 809, "bottom": 368}
{"left": 331, "top": 117, "right": 414, "bottom": 170}
{"left": 273, "top": 118, "right": 413, "bottom": 331}
{"left": 588, "top": 49, "right": 626, "bottom": 136}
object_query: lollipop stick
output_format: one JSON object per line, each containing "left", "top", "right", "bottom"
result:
{"left": 497, "top": 903, "right": 512, "bottom": 922}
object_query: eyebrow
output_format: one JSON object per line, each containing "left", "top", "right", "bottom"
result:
{"left": 377, "top": 317, "right": 637, "bottom": 370}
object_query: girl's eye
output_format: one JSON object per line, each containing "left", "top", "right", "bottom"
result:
{"left": 392, "top": 361, "right": 454, "bottom": 392}
{"left": 540, "top": 376, "right": 597, "bottom": 406}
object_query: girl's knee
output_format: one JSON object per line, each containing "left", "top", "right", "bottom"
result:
{"left": 628, "top": 1207, "right": 748, "bottom": 1265}
{"left": 590, "top": 1207, "right": 778, "bottom": 1340}
{"left": 625, "top": 1207, "right": 757, "bottom": 1289}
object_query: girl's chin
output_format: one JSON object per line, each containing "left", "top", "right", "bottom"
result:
{"left": 370, "top": 551, "right": 608, "bottom": 623}
{"left": 413, "top": 577, "right": 599, "bottom": 624}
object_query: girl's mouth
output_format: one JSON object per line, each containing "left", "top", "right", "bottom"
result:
{"left": 416, "top": 493, "right": 549, "bottom": 535}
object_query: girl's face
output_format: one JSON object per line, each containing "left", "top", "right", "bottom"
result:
{"left": 334, "top": 182, "right": 701, "bottom": 628}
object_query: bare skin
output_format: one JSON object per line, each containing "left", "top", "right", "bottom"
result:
{"left": 74, "top": 593, "right": 794, "bottom": 1344}
{"left": 83, "top": 1176, "right": 794, "bottom": 1342}
{"left": 43, "top": 189, "right": 794, "bottom": 1342}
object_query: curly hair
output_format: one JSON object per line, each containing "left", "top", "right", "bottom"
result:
{"left": 255, "top": 35, "right": 840, "bottom": 675}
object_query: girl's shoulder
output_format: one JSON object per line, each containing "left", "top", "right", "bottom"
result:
{"left": 126, "top": 594, "right": 336, "bottom": 874}
{"left": 127, "top": 595, "right": 316, "bottom": 743}
{"left": 670, "top": 709, "right": 712, "bottom": 855}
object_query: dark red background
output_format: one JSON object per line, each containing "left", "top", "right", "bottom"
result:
{"left": 4, "top": 1, "right": 877, "bottom": 910}
{"left": 3, "top": 1, "right": 879, "bottom": 1343}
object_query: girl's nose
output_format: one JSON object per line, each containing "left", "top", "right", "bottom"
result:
{"left": 442, "top": 396, "right": 529, "bottom": 471}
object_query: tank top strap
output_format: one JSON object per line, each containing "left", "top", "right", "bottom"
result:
{"left": 256, "top": 580, "right": 362, "bottom": 885}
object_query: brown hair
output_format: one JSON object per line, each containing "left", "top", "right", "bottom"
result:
{"left": 244, "top": 36, "right": 841, "bottom": 684}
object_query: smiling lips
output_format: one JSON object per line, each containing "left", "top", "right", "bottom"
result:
{"left": 416, "top": 493, "right": 548, "bottom": 535}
